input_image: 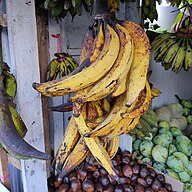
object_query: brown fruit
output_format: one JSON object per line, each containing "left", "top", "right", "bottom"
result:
{"left": 82, "top": 179, "right": 94, "bottom": 192}
{"left": 85, "top": 163, "right": 97, "bottom": 172}
{"left": 122, "top": 156, "right": 131, "bottom": 164}
{"left": 69, "top": 172, "right": 77, "bottom": 181}
{"left": 146, "top": 175, "right": 153, "bottom": 186}
{"left": 115, "top": 185, "right": 124, "bottom": 192}
{"left": 135, "top": 184, "right": 145, "bottom": 192}
{"left": 77, "top": 169, "right": 87, "bottom": 181}
{"left": 103, "top": 184, "right": 115, "bottom": 192}
{"left": 151, "top": 179, "right": 162, "bottom": 192}
{"left": 130, "top": 173, "right": 138, "bottom": 182}
{"left": 140, "top": 167, "right": 149, "bottom": 179}
{"left": 148, "top": 168, "right": 156, "bottom": 178}
{"left": 122, "top": 164, "right": 133, "bottom": 178}
{"left": 54, "top": 181, "right": 62, "bottom": 188}
{"left": 157, "top": 174, "right": 165, "bottom": 185}
{"left": 123, "top": 184, "right": 134, "bottom": 192}
{"left": 99, "top": 168, "right": 108, "bottom": 176}
{"left": 119, "top": 177, "right": 131, "bottom": 185}
{"left": 132, "top": 164, "right": 140, "bottom": 174}
{"left": 101, "top": 176, "right": 110, "bottom": 187}
{"left": 70, "top": 178, "right": 81, "bottom": 192}
{"left": 93, "top": 170, "right": 100, "bottom": 178}
{"left": 145, "top": 188, "right": 154, "bottom": 192}
{"left": 137, "top": 178, "right": 148, "bottom": 187}
{"left": 159, "top": 187, "right": 168, "bottom": 192}
{"left": 95, "top": 182, "right": 103, "bottom": 192}
{"left": 58, "top": 184, "right": 70, "bottom": 192}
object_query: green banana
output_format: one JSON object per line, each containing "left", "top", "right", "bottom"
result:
{"left": 151, "top": 33, "right": 173, "bottom": 51}
{"left": 183, "top": 38, "right": 192, "bottom": 70}
{"left": 161, "top": 38, "right": 182, "bottom": 70}
{"left": 154, "top": 37, "right": 177, "bottom": 63}
{"left": 9, "top": 104, "right": 28, "bottom": 138}
{"left": 172, "top": 39, "right": 186, "bottom": 73}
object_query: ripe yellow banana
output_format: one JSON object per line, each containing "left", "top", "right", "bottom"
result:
{"left": 151, "top": 86, "right": 161, "bottom": 98}
{"left": 80, "top": 22, "right": 133, "bottom": 102}
{"left": 74, "top": 104, "right": 119, "bottom": 182}
{"left": 106, "top": 117, "right": 140, "bottom": 140}
{"left": 106, "top": 135, "right": 120, "bottom": 158}
{"left": 120, "top": 20, "right": 150, "bottom": 106}
{"left": 86, "top": 115, "right": 106, "bottom": 129}
{"left": 34, "top": 24, "right": 119, "bottom": 97}
{"left": 58, "top": 137, "right": 89, "bottom": 180}
{"left": 54, "top": 117, "right": 80, "bottom": 172}
{"left": 45, "top": 24, "right": 119, "bottom": 94}
{"left": 101, "top": 98, "right": 111, "bottom": 114}
{"left": 80, "top": 28, "right": 94, "bottom": 64}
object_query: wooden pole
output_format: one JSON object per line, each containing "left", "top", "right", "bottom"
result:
{"left": 0, "top": 148, "right": 11, "bottom": 190}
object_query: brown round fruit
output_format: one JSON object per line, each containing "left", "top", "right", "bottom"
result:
{"left": 77, "top": 169, "right": 87, "bottom": 181}
{"left": 82, "top": 179, "right": 94, "bottom": 192}
{"left": 135, "top": 184, "right": 145, "bottom": 192}
{"left": 70, "top": 178, "right": 81, "bottom": 192}
{"left": 122, "top": 165, "right": 133, "bottom": 178}
{"left": 58, "top": 184, "right": 70, "bottom": 192}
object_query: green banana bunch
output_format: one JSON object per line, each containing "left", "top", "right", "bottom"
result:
{"left": 47, "top": 52, "right": 79, "bottom": 81}
{"left": 152, "top": 32, "right": 192, "bottom": 73}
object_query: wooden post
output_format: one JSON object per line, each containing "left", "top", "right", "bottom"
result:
{"left": 6, "top": 1, "right": 48, "bottom": 191}
{"left": 0, "top": 148, "right": 11, "bottom": 190}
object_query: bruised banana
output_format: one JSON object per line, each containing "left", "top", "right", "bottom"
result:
{"left": 106, "top": 135, "right": 120, "bottom": 159}
{"left": 120, "top": 20, "right": 151, "bottom": 106}
{"left": 45, "top": 24, "right": 119, "bottom": 94}
{"left": 74, "top": 104, "right": 119, "bottom": 181}
{"left": 85, "top": 80, "right": 151, "bottom": 138}
{"left": 80, "top": 22, "right": 133, "bottom": 102}
{"left": 33, "top": 23, "right": 118, "bottom": 96}
{"left": 58, "top": 137, "right": 89, "bottom": 180}
{"left": 53, "top": 117, "right": 80, "bottom": 173}
{"left": 49, "top": 101, "right": 73, "bottom": 112}
{"left": 0, "top": 92, "right": 48, "bottom": 160}
{"left": 8, "top": 104, "right": 27, "bottom": 138}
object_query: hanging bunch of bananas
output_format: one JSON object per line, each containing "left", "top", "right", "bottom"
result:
{"left": 33, "top": 6, "right": 154, "bottom": 180}
{"left": 151, "top": 4, "right": 192, "bottom": 73}
{"left": 46, "top": 52, "right": 79, "bottom": 81}
{"left": 40, "top": 0, "right": 121, "bottom": 20}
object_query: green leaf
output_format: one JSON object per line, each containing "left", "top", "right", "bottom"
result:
{"left": 170, "top": 12, "right": 183, "bottom": 32}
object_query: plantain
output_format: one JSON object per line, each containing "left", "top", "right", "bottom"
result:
{"left": 58, "top": 137, "right": 89, "bottom": 180}
{"left": 106, "top": 135, "right": 120, "bottom": 158}
{"left": 74, "top": 104, "right": 119, "bottom": 181}
{"left": 120, "top": 20, "right": 151, "bottom": 106}
{"left": 53, "top": 117, "right": 80, "bottom": 173}
{"left": 79, "top": 22, "right": 133, "bottom": 102}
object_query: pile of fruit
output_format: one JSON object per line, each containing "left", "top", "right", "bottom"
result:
{"left": 49, "top": 150, "right": 176, "bottom": 192}
{"left": 132, "top": 101, "right": 192, "bottom": 192}
{"left": 33, "top": 0, "right": 156, "bottom": 182}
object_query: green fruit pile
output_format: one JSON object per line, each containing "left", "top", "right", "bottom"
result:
{"left": 132, "top": 101, "right": 192, "bottom": 192}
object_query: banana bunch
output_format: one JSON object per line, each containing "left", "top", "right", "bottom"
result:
{"left": 42, "top": 0, "right": 120, "bottom": 20}
{"left": 34, "top": 16, "right": 152, "bottom": 181}
{"left": 151, "top": 31, "right": 192, "bottom": 73}
{"left": 47, "top": 52, "right": 79, "bottom": 81}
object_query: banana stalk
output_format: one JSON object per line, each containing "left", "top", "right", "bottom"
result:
{"left": 0, "top": 28, "right": 48, "bottom": 160}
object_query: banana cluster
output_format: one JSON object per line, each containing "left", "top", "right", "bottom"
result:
{"left": 151, "top": 32, "right": 192, "bottom": 73}
{"left": 34, "top": 17, "right": 152, "bottom": 181}
{"left": 42, "top": 0, "right": 120, "bottom": 20}
{"left": 47, "top": 52, "right": 79, "bottom": 81}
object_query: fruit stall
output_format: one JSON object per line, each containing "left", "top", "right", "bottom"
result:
{"left": 0, "top": 0, "right": 192, "bottom": 192}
